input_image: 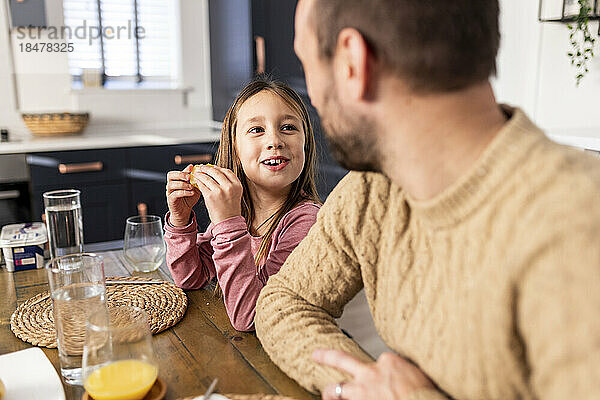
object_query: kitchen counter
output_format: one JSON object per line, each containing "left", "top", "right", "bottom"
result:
{"left": 4, "top": 123, "right": 597, "bottom": 155}
{"left": 0, "top": 123, "right": 222, "bottom": 155}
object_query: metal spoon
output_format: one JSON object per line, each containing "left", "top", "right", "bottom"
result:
{"left": 203, "top": 378, "right": 219, "bottom": 400}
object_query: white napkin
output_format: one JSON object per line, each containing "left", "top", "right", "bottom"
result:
{"left": 0, "top": 348, "right": 65, "bottom": 400}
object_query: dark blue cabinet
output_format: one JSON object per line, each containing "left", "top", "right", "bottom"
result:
{"left": 32, "top": 184, "right": 128, "bottom": 244}
{"left": 28, "top": 148, "right": 129, "bottom": 243}
{"left": 27, "top": 143, "right": 219, "bottom": 243}
{"left": 126, "top": 143, "right": 218, "bottom": 231}
{"left": 208, "top": 0, "right": 347, "bottom": 200}
{"left": 209, "top": 0, "right": 304, "bottom": 122}
{"left": 28, "top": 149, "right": 128, "bottom": 187}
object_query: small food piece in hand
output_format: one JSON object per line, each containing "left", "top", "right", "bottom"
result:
{"left": 189, "top": 165, "right": 202, "bottom": 189}
{"left": 189, "top": 164, "right": 214, "bottom": 189}
{"left": 0, "top": 377, "right": 5, "bottom": 399}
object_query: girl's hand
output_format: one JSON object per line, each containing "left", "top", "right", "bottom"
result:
{"left": 166, "top": 164, "right": 201, "bottom": 227}
{"left": 191, "top": 165, "right": 243, "bottom": 224}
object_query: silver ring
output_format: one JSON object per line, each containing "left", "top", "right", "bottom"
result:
{"left": 335, "top": 382, "right": 344, "bottom": 399}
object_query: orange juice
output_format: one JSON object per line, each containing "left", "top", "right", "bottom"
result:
{"left": 84, "top": 360, "right": 158, "bottom": 400}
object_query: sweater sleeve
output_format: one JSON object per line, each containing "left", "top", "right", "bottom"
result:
{"left": 210, "top": 205, "right": 319, "bottom": 332}
{"left": 255, "top": 173, "right": 374, "bottom": 394}
{"left": 164, "top": 211, "right": 216, "bottom": 290}
{"left": 517, "top": 220, "right": 600, "bottom": 399}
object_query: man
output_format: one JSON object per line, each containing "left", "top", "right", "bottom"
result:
{"left": 255, "top": 0, "right": 600, "bottom": 399}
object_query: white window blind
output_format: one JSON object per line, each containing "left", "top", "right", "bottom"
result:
{"left": 63, "top": 0, "right": 178, "bottom": 83}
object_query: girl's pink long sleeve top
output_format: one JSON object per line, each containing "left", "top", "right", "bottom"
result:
{"left": 164, "top": 202, "right": 320, "bottom": 331}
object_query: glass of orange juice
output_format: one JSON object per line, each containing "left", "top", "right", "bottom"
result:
{"left": 82, "top": 306, "right": 158, "bottom": 400}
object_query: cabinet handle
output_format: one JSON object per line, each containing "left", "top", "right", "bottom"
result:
{"left": 174, "top": 154, "right": 212, "bottom": 165}
{"left": 58, "top": 161, "right": 103, "bottom": 174}
{"left": 137, "top": 202, "right": 148, "bottom": 217}
{"left": 0, "top": 190, "right": 19, "bottom": 200}
{"left": 255, "top": 36, "right": 266, "bottom": 74}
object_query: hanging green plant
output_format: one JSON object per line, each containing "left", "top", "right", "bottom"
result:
{"left": 566, "top": 0, "right": 596, "bottom": 86}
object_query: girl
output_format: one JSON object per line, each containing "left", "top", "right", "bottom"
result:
{"left": 164, "top": 77, "right": 322, "bottom": 331}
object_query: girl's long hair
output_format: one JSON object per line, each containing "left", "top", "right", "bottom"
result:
{"left": 214, "top": 76, "right": 321, "bottom": 274}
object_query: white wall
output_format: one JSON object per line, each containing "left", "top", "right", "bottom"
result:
{"left": 180, "top": 0, "right": 212, "bottom": 117}
{"left": 0, "top": 0, "right": 24, "bottom": 133}
{"left": 536, "top": 22, "right": 600, "bottom": 135}
{"left": 0, "top": 0, "right": 212, "bottom": 136}
{"left": 494, "top": 0, "right": 600, "bottom": 138}
{"left": 11, "top": 29, "right": 75, "bottom": 113}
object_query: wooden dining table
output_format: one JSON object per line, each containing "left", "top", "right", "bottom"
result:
{"left": 0, "top": 246, "right": 318, "bottom": 400}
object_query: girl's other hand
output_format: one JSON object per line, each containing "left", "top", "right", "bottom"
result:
{"left": 191, "top": 165, "right": 243, "bottom": 224}
{"left": 166, "top": 164, "right": 201, "bottom": 227}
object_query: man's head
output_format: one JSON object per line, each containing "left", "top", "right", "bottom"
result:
{"left": 294, "top": 0, "right": 500, "bottom": 172}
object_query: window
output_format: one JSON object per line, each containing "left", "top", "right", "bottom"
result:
{"left": 63, "top": 0, "right": 179, "bottom": 86}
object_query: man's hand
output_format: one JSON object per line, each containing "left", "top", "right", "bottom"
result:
{"left": 313, "top": 349, "right": 435, "bottom": 400}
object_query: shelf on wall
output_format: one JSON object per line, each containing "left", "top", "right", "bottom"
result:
{"left": 538, "top": 0, "right": 600, "bottom": 33}
{"left": 538, "top": 15, "right": 600, "bottom": 22}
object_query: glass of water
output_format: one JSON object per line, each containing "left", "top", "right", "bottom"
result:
{"left": 123, "top": 215, "right": 166, "bottom": 273}
{"left": 43, "top": 189, "right": 84, "bottom": 259}
{"left": 46, "top": 253, "right": 106, "bottom": 385}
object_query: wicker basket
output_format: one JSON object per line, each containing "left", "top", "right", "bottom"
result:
{"left": 22, "top": 112, "right": 89, "bottom": 136}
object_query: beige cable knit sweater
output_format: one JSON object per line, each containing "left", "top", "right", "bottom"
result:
{"left": 255, "top": 108, "right": 600, "bottom": 400}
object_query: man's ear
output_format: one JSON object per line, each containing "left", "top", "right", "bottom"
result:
{"left": 334, "top": 28, "right": 371, "bottom": 101}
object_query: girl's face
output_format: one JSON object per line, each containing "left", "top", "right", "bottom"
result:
{"left": 235, "top": 91, "right": 306, "bottom": 195}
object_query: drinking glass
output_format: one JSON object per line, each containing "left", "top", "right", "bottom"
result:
{"left": 43, "top": 189, "right": 84, "bottom": 259}
{"left": 47, "top": 253, "right": 106, "bottom": 385}
{"left": 83, "top": 305, "right": 158, "bottom": 400}
{"left": 123, "top": 215, "right": 166, "bottom": 273}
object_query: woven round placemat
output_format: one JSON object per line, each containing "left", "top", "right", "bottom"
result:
{"left": 10, "top": 277, "right": 187, "bottom": 348}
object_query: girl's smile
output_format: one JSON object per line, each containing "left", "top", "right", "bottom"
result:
{"left": 261, "top": 155, "right": 290, "bottom": 171}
